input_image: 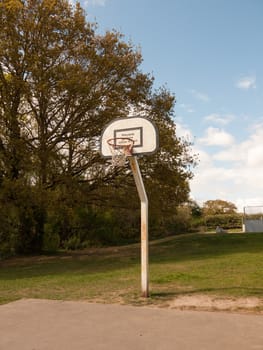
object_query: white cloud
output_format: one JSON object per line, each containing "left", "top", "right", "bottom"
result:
{"left": 213, "top": 147, "right": 240, "bottom": 162}
{"left": 236, "top": 198, "right": 263, "bottom": 212}
{"left": 190, "top": 89, "right": 210, "bottom": 102}
{"left": 214, "top": 126, "right": 263, "bottom": 165}
{"left": 204, "top": 113, "right": 235, "bottom": 125}
{"left": 198, "top": 127, "right": 235, "bottom": 147}
{"left": 250, "top": 121, "right": 263, "bottom": 132}
{"left": 190, "top": 125, "right": 263, "bottom": 212}
{"left": 178, "top": 103, "right": 195, "bottom": 113}
{"left": 236, "top": 76, "right": 256, "bottom": 90}
{"left": 175, "top": 122, "right": 193, "bottom": 140}
{"left": 247, "top": 145, "right": 263, "bottom": 167}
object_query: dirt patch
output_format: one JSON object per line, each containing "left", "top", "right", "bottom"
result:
{"left": 167, "top": 295, "right": 263, "bottom": 313}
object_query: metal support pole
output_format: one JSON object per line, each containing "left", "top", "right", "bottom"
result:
{"left": 129, "top": 156, "right": 149, "bottom": 297}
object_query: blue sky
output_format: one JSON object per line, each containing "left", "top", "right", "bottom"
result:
{"left": 76, "top": 0, "right": 263, "bottom": 211}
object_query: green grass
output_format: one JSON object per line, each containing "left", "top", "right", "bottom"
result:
{"left": 0, "top": 233, "right": 263, "bottom": 307}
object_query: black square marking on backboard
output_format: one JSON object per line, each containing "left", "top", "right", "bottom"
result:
{"left": 114, "top": 127, "right": 143, "bottom": 148}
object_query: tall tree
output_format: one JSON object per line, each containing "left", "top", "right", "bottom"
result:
{"left": 0, "top": 0, "right": 197, "bottom": 252}
{"left": 203, "top": 199, "right": 237, "bottom": 216}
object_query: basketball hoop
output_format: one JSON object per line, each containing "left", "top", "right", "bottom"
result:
{"left": 107, "top": 137, "right": 134, "bottom": 167}
{"left": 101, "top": 117, "right": 159, "bottom": 298}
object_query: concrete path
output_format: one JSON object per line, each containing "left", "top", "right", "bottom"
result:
{"left": 0, "top": 299, "right": 263, "bottom": 350}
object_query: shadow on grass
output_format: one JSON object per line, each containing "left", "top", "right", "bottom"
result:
{"left": 150, "top": 232, "right": 263, "bottom": 264}
{"left": 0, "top": 253, "right": 141, "bottom": 281}
{"left": 2, "top": 233, "right": 263, "bottom": 283}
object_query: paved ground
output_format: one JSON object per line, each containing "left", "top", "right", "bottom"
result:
{"left": 1, "top": 299, "right": 263, "bottom": 350}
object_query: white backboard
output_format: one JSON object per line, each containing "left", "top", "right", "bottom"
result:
{"left": 100, "top": 116, "right": 158, "bottom": 157}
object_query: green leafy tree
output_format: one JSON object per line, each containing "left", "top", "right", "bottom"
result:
{"left": 203, "top": 199, "right": 237, "bottom": 216}
{"left": 0, "top": 0, "right": 197, "bottom": 253}
{"left": 188, "top": 200, "right": 203, "bottom": 217}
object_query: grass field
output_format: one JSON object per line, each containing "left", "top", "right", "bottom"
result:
{"left": 0, "top": 233, "right": 263, "bottom": 309}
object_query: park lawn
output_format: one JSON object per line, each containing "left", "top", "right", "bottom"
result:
{"left": 0, "top": 233, "right": 263, "bottom": 307}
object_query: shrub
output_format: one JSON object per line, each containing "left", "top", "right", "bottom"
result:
{"left": 42, "top": 223, "right": 60, "bottom": 253}
{"left": 204, "top": 214, "right": 242, "bottom": 230}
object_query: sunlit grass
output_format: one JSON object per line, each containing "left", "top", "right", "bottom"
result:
{"left": 1, "top": 233, "right": 263, "bottom": 306}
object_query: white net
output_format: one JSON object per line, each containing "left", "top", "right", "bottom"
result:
{"left": 107, "top": 137, "right": 134, "bottom": 167}
{"left": 111, "top": 149, "right": 127, "bottom": 167}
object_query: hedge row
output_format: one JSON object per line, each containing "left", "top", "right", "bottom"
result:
{"left": 203, "top": 214, "right": 242, "bottom": 230}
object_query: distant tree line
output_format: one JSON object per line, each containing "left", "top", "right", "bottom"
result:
{"left": 0, "top": 0, "right": 197, "bottom": 257}
{"left": 176, "top": 199, "right": 242, "bottom": 233}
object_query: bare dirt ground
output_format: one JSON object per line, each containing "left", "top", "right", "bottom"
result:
{"left": 78, "top": 292, "right": 263, "bottom": 315}
{"left": 166, "top": 295, "right": 263, "bottom": 314}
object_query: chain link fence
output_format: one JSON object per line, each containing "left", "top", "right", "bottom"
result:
{"left": 243, "top": 206, "right": 263, "bottom": 232}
